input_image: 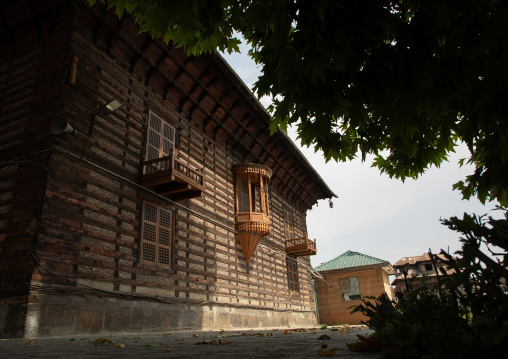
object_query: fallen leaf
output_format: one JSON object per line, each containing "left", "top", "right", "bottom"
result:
{"left": 346, "top": 334, "right": 381, "bottom": 352}
{"left": 163, "top": 333, "right": 174, "bottom": 336}
{"left": 329, "top": 326, "right": 347, "bottom": 332}
{"left": 90, "top": 338, "right": 115, "bottom": 346}
{"left": 23, "top": 340, "right": 37, "bottom": 344}
{"left": 196, "top": 339, "right": 232, "bottom": 345}
{"left": 164, "top": 349, "right": 171, "bottom": 352}
{"left": 319, "top": 347, "right": 339, "bottom": 356}
{"left": 320, "top": 342, "right": 328, "bottom": 349}
{"left": 219, "top": 330, "right": 224, "bottom": 335}
{"left": 340, "top": 330, "right": 347, "bottom": 334}
{"left": 318, "top": 334, "right": 331, "bottom": 340}
{"left": 115, "top": 344, "right": 125, "bottom": 348}
{"left": 193, "top": 333, "right": 199, "bottom": 337}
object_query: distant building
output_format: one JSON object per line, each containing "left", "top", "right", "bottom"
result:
{"left": 315, "top": 251, "right": 395, "bottom": 325}
{"left": 391, "top": 253, "right": 455, "bottom": 292}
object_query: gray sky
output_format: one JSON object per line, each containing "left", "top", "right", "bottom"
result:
{"left": 221, "top": 47, "right": 502, "bottom": 268}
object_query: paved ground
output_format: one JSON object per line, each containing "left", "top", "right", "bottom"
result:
{"left": 0, "top": 326, "right": 387, "bottom": 358}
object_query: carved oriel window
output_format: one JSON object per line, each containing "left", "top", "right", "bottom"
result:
{"left": 232, "top": 163, "right": 272, "bottom": 263}
{"left": 140, "top": 201, "right": 172, "bottom": 267}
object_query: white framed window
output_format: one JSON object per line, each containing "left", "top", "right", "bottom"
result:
{"left": 140, "top": 201, "right": 172, "bottom": 267}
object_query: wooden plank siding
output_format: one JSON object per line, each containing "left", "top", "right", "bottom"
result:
{"left": 0, "top": 1, "right": 73, "bottom": 322}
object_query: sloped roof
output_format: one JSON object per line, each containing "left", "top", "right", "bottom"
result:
{"left": 315, "top": 250, "right": 392, "bottom": 272}
{"left": 393, "top": 253, "right": 451, "bottom": 267}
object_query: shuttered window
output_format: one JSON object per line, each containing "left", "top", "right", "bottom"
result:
{"left": 284, "top": 208, "right": 295, "bottom": 239}
{"left": 287, "top": 258, "right": 299, "bottom": 293}
{"left": 145, "top": 110, "right": 176, "bottom": 161}
{"left": 140, "top": 202, "right": 172, "bottom": 267}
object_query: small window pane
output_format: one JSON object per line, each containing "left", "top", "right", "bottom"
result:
{"left": 349, "top": 276, "right": 360, "bottom": 295}
{"left": 142, "top": 243, "right": 156, "bottom": 263}
{"left": 238, "top": 178, "right": 250, "bottom": 212}
{"left": 142, "top": 223, "right": 156, "bottom": 243}
{"left": 339, "top": 278, "right": 351, "bottom": 294}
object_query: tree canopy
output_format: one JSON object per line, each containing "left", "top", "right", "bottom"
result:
{"left": 85, "top": 0, "right": 508, "bottom": 205}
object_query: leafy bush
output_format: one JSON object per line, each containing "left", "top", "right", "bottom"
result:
{"left": 353, "top": 209, "right": 508, "bottom": 358}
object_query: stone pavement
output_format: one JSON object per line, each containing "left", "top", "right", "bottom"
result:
{"left": 0, "top": 325, "right": 387, "bottom": 358}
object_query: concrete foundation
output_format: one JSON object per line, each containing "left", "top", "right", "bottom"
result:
{"left": 7, "top": 293, "right": 317, "bottom": 338}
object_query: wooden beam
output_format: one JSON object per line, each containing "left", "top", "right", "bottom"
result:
{"left": 171, "top": 190, "right": 202, "bottom": 202}
{"left": 157, "top": 182, "right": 192, "bottom": 195}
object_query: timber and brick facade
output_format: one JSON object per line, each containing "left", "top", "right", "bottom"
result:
{"left": 0, "top": 0, "right": 335, "bottom": 338}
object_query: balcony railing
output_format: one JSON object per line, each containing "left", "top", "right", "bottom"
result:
{"left": 141, "top": 151, "right": 205, "bottom": 201}
{"left": 285, "top": 236, "right": 317, "bottom": 257}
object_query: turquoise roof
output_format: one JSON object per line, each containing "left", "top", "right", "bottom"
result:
{"left": 315, "top": 250, "right": 390, "bottom": 272}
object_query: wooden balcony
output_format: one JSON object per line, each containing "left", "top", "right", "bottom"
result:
{"left": 141, "top": 152, "right": 205, "bottom": 201}
{"left": 285, "top": 236, "right": 317, "bottom": 257}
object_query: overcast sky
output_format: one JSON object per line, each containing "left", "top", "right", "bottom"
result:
{"left": 221, "top": 46, "right": 502, "bottom": 268}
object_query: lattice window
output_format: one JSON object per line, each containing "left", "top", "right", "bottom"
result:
{"left": 140, "top": 202, "right": 172, "bottom": 267}
{"left": 284, "top": 208, "right": 295, "bottom": 239}
{"left": 145, "top": 110, "right": 176, "bottom": 161}
{"left": 287, "top": 258, "right": 299, "bottom": 293}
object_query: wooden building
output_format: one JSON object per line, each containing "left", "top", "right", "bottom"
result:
{"left": 0, "top": 0, "right": 335, "bottom": 338}
{"left": 315, "top": 251, "right": 394, "bottom": 325}
{"left": 391, "top": 253, "right": 455, "bottom": 293}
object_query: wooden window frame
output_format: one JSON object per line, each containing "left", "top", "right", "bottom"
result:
{"left": 284, "top": 207, "right": 295, "bottom": 240}
{"left": 286, "top": 257, "right": 299, "bottom": 293}
{"left": 140, "top": 201, "right": 173, "bottom": 268}
{"left": 237, "top": 177, "right": 250, "bottom": 213}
